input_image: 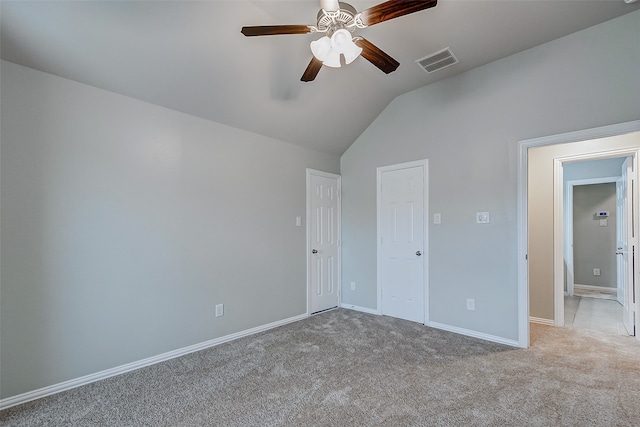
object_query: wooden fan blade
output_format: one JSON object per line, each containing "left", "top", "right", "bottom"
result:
{"left": 241, "top": 25, "right": 312, "bottom": 37}
{"left": 359, "top": 0, "right": 437, "bottom": 27}
{"left": 355, "top": 38, "right": 400, "bottom": 74}
{"left": 301, "top": 57, "right": 323, "bottom": 82}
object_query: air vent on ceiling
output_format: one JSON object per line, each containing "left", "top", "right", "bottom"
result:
{"left": 415, "top": 48, "right": 458, "bottom": 74}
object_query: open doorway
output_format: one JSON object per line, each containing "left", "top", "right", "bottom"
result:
{"left": 563, "top": 158, "right": 628, "bottom": 335}
{"left": 518, "top": 122, "right": 640, "bottom": 348}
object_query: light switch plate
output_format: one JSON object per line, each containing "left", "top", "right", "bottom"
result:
{"left": 476, "top": 212, "right": 490, "bottom": 224}
{"left": 466, "top": 298, "right": 476, "bottom": 311}
{"left": 434, "top": 213, "right": 441, "bottom": 224}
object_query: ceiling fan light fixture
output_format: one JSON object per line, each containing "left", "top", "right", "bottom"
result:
{"left": 243, "top": 0, "right": 439, "bottom": 82}
{"left": 311, "top": 36, "right": 341, "bottom": 67}
{"left": 322, "top": 49, "right": 342, "bottom": 68}
{"left": 330, "top": 29, "right": 351, "bottom": 53}
{"left": 343, "top": 46, "right": 362, "bottom": 65}
{"left": 331, "top": 28, "right": 363, "bottom": 65}
{"left": 310, "top": 36, "right": 332, "bottom": 61}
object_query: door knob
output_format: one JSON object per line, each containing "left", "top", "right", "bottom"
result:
{"left": 416, "top": 251, "right": 422, "bottom": 256}
{"left": 312, "top": 249, "right": 318, "bottom": 254}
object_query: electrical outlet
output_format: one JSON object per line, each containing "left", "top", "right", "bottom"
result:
{"left": 350, "top": 281, "right": 356, "bottom": 291}
{"left": 215, "top": 304, "right": 224, "bottom": 317}
{"left": 466, "top": 298, "right": 476, "bottom": 311}
{"left": 593, "top": 268, "right": 601, "bottom": 276}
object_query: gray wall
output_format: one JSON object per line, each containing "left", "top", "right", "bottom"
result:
{"left": 340, "top": 11, "right": 640, "bottom": 340}
{"left": 573, "top": 183, "right": 617, "bottom": 287}
{"left": 0, "top": 60, "right": 339, "bottom": 398}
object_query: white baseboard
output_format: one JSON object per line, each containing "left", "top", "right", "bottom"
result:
{"left": 529, "top": 316, "right": 555, "bottom": 326}
{"left": 574, "top": 284, "right": 616, "bottom": 292}
{"left": 428, "top": 321, "right": 522, "bottom": 348}
{"left": 340, "top": 303, "right": 380, "bottom": 315}
{"left": 0, "top": 313, "right": 308, "bottom": 411}
{"left": 340, "top": 307, "right": 522, "bottom": 347}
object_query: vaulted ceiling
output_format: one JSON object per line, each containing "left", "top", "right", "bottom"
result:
{"left": 2, "top": 1, "right": 638, "bottom": 155}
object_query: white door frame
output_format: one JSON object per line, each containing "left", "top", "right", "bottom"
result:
{"left": 376, "top": 159, "right": 429, "bottom": 323}
{"left": 306, "top": 168, "right": 341, "bottom": 316}
{"left": 564, "top": 176, "right": 620, "bottom": 297}
{"left": 517, "top": 120, "right": 640, "bottom": 347}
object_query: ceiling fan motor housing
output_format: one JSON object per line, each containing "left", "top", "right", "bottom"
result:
{"left": 315, "top": 2, "right": 362, "bottom": 36}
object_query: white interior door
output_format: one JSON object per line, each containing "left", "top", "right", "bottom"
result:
{"left": 617, "top": 157, "right": 635, "bottom": 335}
{"left": 378, "top": 161, "right": 427, "bottom": 323}
{"left": 308, "top": 170, "right": 341, "bottom": 314}
{"left": 565, "top": 182, "right": 575, "bottom": 297}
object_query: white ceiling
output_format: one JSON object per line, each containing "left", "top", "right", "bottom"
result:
{"left": 2, "top": 1, "right": 638, "bottom": 155}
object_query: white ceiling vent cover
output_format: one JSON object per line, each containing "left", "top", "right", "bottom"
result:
{"left": 416, "top": 48, "right": 458, "bottom": 74}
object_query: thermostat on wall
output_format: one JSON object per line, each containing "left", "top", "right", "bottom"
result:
{"left": 596, "top": 211, "right": 609, "bottom": 218}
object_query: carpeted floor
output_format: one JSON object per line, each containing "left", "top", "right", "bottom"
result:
{"left": 2, "top": 309, "right": 639, "bottom": 426}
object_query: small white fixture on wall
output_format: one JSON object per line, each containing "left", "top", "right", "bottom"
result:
{"left": 476, "top": 212, "right": 490, "bottom": 224}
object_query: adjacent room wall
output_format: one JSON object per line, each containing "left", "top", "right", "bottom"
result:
{"left": 573, "top": 183, "right": 617, "bottom": 288}
{"left": 0, "top": 60, "right": 339, "bottom": 399}
{"left": 562, "top": 157, "right": 623, "bottom": 293}
{"left": 340, "top": 11, "right": 640, "bottom": 340}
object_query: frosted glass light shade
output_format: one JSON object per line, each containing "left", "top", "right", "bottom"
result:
{"left": 330, "top": 29, "right": 362, "bottom": 65}
{"left": 322, "top": 49, "right": 342, "bottom": 68}
{"left": 342, "top": 42, "right": 362, "bottom": 64}
{"left": 310, "top": 37, "right": 332, "bottom": 61}
{"left": 311, "top": 29, "right": 362, "bottom": 68}
{"left": 310, "top": 36, "right": 342, "bottom": 68}
{"left": 330, "top": 29, "right": 350, "bottom": 53}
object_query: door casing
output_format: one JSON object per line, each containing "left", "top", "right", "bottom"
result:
{"left": 518, "top": 120, "right": 640, "bottom": 348}
{"left": 554, "top": 151, "right": 637, "bottom": 328}
{"left": 564, "top": 176, "right": 620, "bottom": 298}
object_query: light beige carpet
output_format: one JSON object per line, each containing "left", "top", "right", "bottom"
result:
{"left": 2, "top": 309, "right": 639, "bottom": 426}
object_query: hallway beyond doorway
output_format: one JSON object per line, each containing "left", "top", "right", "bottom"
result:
{"left": 565, "top": 295, "right": 627, "bottom": 336}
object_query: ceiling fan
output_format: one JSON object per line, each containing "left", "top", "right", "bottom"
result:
{"left": 241, "top": 0, "right": 438, "bottom": 82}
